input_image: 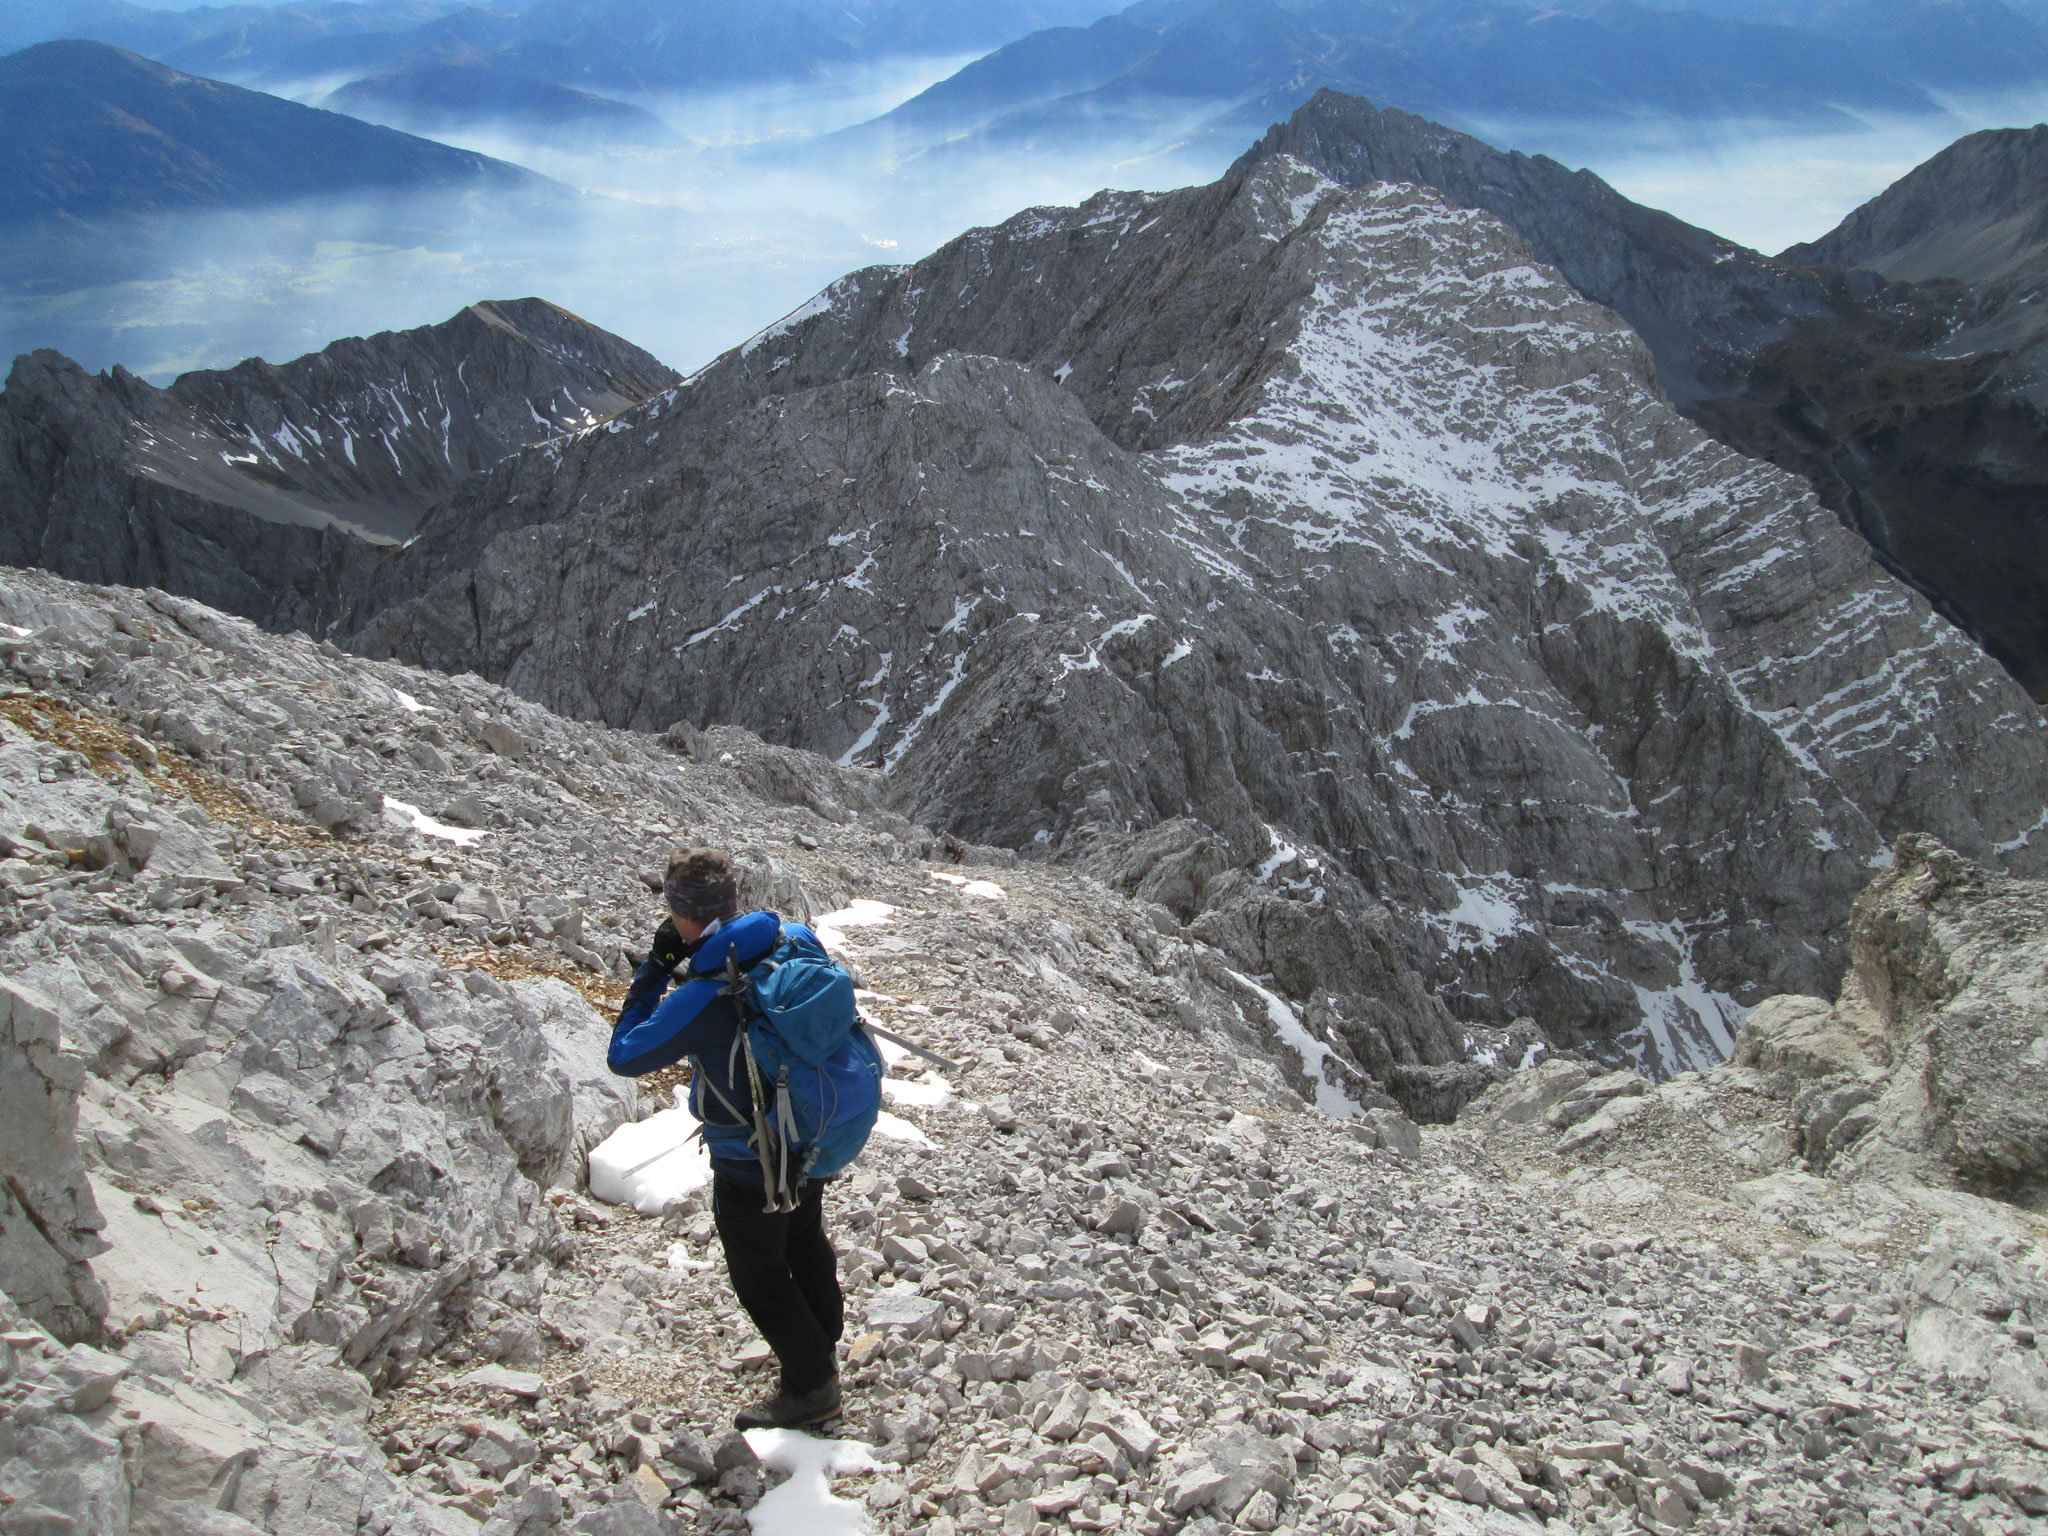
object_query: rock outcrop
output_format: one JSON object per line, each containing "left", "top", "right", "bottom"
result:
{"left": 350, "top": 152, "right": 2048, "bottom": 1088}
{"left": 0, "top": 299, "right": 677, "bottom": 633}
{"left": 1734, "top": 834, "right": 2048, "bottom": 1208}
{"left": 1459, "top": 831, "right": 2048, "bottom": 1451}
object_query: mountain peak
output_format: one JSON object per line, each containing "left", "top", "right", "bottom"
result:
{"left": 1779, "top": 122, "right": 2048, "bottom": 283}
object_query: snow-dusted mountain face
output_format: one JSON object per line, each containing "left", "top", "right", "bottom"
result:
{"left": 351, "top": 154, "right": 2048, "bottom": 1107}
{"left": 0, "top": 299, "right": 677, "bottom": 634}
{"left": 1241, "top": 90, "right": 2048, "bottom": 703}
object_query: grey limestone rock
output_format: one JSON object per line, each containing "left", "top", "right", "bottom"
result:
{"left": 1904, "top": 1238, "right": 2048, "bottom": 1427}
{"left": 1740, "top": 834, "right": 2048, "bottom": 1203}
{"left": 0, "top": 299, "right": 676, "bottom": 636}
{"left": 1, "top": 561, "right": 2042, "bottom": 1536}
{"left": 0, "top": 975, "right": 108, "bottom": 1343}
{"left": 351, "top": 152, "right": 2048, "bottom": 1105}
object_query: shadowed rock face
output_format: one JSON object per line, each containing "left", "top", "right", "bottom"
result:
{"left": 1237, "top": 90, "right": 2048, "bottom": 702}
{"left": 0, "top": 299, "right": 678, "bottom": 635}
{"left": 352, "top": 154, "right": 2048, "bottom": 1096}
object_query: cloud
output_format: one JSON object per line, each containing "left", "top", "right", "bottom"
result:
{"left": 8, "top": 67, "right": 2048, "bottom": 383}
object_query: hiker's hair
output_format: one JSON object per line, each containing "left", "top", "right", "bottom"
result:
{"left": 664, "top": 847, "right": 740, "bottom": 923}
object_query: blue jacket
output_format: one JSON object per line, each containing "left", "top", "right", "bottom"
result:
{"left": 606, "top": 910, "right": 792, "bottom": 1190}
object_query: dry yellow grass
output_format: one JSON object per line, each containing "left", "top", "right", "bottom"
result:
{"left": 1, "top": 692, "right": 327, "bottom": 847}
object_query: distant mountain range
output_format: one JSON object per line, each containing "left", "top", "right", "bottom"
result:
{"left": 0, "top": 0, "right": 1130, "bottom": 76}
{"left": 324, "top": 59, "right": 673, "bottom": 140}
{"left": 0, "top": 40, "right": 545, "bottom": 227}
{"left": 827, "top": 0, "right": 2048, "bottom": 170}
{"left": 16, "top": 0, "right": 2045, "bottom": 152}
{"left": 0, "top": 0, "right": 1134, "bottom": 139}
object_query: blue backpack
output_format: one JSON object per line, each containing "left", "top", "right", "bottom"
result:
{"left": 688, "top": 916, "right": 882, "bottom": 1209}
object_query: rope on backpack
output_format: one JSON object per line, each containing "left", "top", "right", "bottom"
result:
{"left": 724, "top": 945, "right": 800, "bottom": 1213}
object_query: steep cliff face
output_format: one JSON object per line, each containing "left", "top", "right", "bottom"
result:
{"left": 353, "top": 155, "right": 2048, "bottom": 1090}
{"left": 0, "top": 299, "right": 677, "bottom": 633}
{"left": 1239, "top": 91, "right": 2048, "bottom": 703}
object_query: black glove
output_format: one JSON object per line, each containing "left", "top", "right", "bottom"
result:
{"left": 646, "top": 917, "right": 686, "bottom": 974}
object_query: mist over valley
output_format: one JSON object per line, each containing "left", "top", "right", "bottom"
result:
{"left": 10, "top": 0, "right": 2048, "bottom": 380}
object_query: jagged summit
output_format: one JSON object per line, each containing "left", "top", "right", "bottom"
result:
{"left": 1238, "top": 88, "right": 2048, "bottom": 703}
{"left": 350, "top": 152, "right": 2048, "bottom": 1093}
{"left": 0, "top": 298, "right": 678, "bottom": 633}
{"left": 1780, "top": 123, "right": 2048, "bottom": 284}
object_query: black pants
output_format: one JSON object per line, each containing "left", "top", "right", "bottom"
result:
{"left": 712, "top": 1172, "right": 843, "bottom": 1394}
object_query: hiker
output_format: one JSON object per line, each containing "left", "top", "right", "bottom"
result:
{"left": 606, "top": 848, "right": 882, "bottom": 1431}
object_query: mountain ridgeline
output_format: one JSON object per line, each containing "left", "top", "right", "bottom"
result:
{"left": 0, "top": 41, "right": 546, "bottom": 228}
{"left": 3, "top": 96, "right": 2047, "bottom": 1120}
{"left": 818, "top": 0, "right": 2048, "bottom": 175}
{"left": 342, "top": 153, "right": 2048, "bottom": 1113}
{"left": 0, "top": 300, "right": 677, "bottom": 633}
{"left": 1239, "top": 91, "right": 2048, "bottom": 703}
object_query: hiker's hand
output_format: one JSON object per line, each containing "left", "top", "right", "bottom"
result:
{"left": 647, "top": 917, "right": 686, "bottom": 973}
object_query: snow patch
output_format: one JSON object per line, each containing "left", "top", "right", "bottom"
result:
{"left": 665, "top": 1245, "right": 714, "bottom": 1275}
{"left": 741, "top": 290, "right": 837, "bottom": 356}
{"left": 871, "top": 1110, "right": 935, "bottom": 1148}
{"left": 381, "top": 795, "right": 486, "bottom": 846}
{"left": 683, "top": 587, "right": 776, "bottom": 649}
{"left": 1993, "top": 805, "right": 2048, "bottom": 855}
{"left": 882, "top": 650, "right": 969, "bottom": 774}
{"left": 743, "top": 1429, "right": 881, "bottom": 1536}
{"left": 928, "top": 871, "right": 1004, "bottom": 900}
{"left": 814, "top": 899, "right": 896, "bottom": 953}
{"left": 587, "top": 1108, "right": 713, "bottom": 1215}
{"left": 1224, "top": 969, "right": 1361, "bottom": 1120}
{"left": 881, "top": 1071, "right": 955, "bottom": 1109}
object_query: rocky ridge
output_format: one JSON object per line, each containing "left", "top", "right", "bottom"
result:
{"left": 0, "top": 299, "right": 677, "bottom": 632}
{"left": 4, "top": 565, "right": 2048, "bottom": 1536}
{"left": 349, "top": 152, "right": 2048, "bottom": 1094}
{"left": 1781, "top": 126, "right": 2048, "bottom": 288}
{"left": 1238, "top": 91, "right": 2048, "bottom": 702}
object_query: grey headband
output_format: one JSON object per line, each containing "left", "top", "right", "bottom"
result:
{"left": 665, "top": 869, "right": 739, "bottom": 922}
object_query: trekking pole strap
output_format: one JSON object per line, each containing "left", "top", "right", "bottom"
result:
{"left": 861, "top": 1021, "right": 962, "bottom": 1076}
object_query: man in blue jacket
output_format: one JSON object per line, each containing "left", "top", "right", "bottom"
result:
{"left": 608, "top": 848, "right": 845, "bottom": 1431}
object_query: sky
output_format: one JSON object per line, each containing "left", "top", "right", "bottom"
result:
{"left": 7, "top": 55, "right": 2048, "bottom": 382}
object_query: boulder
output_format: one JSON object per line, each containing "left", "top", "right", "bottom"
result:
{"left": 0, "top": 977, "right": 108, "bottom": 1342}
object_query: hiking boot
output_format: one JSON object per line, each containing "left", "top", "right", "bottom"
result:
{"left": 733, "top": 1376, "right": 842, "bottom": 1431}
